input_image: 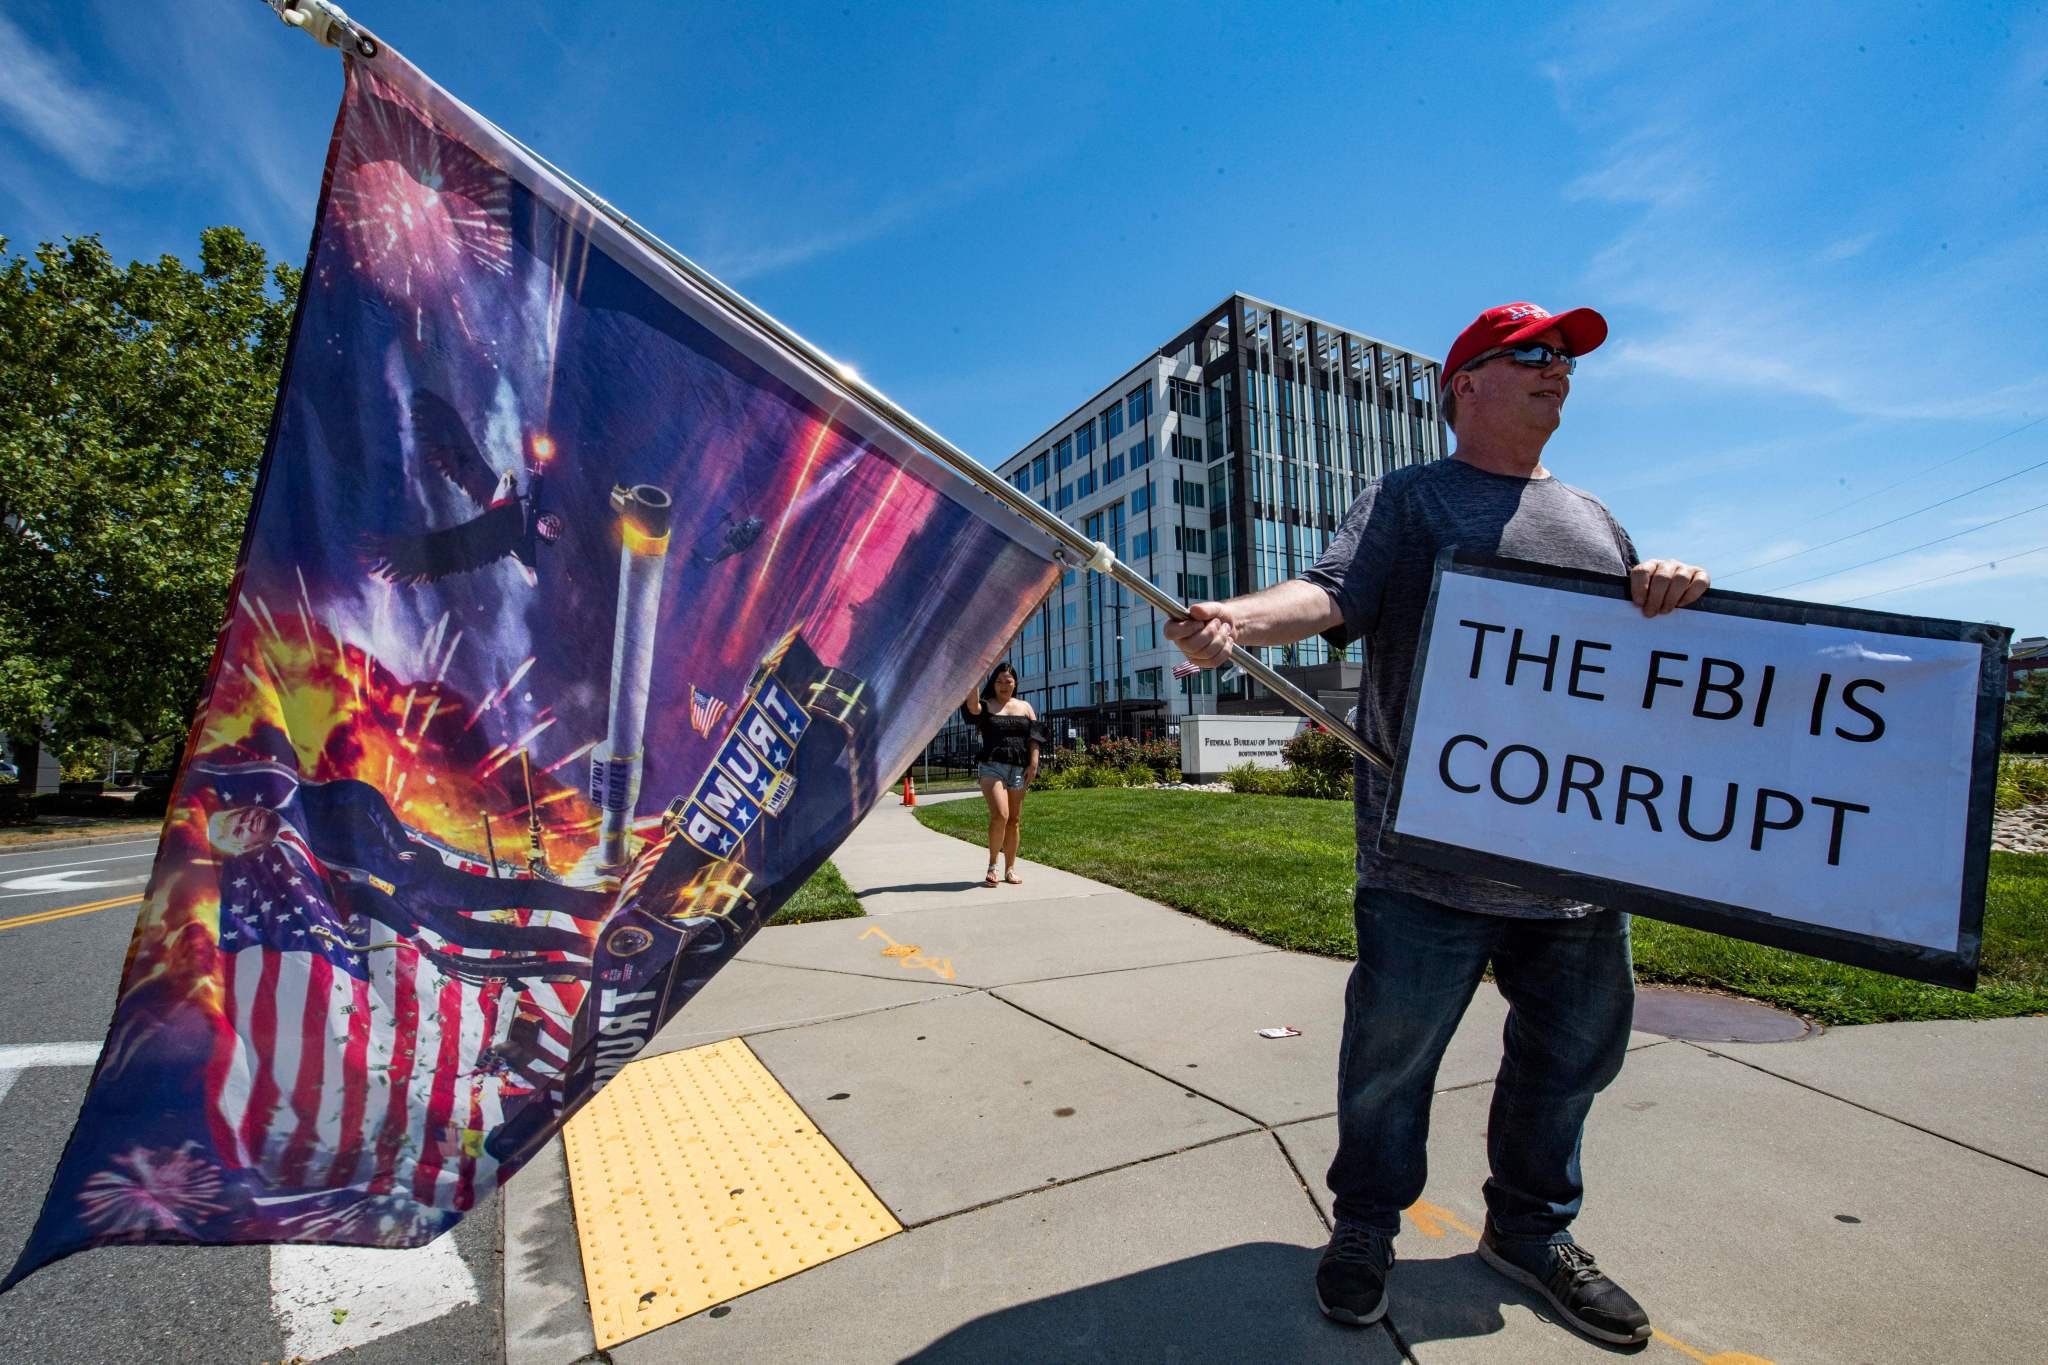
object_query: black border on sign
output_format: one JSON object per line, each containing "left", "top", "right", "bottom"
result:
{"left": 1378, "top": 549, "right": 2010, "bottom": 992}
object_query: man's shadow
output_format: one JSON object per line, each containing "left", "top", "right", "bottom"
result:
{"left": 856, "top": 880, "right": 1000, "bottom": 896}
{"left": 892, "top": 1239, "right": 1646, "bottom": 1362}
{"left": 1390, "top": 1250, "right": 1650, "bottom": 1356}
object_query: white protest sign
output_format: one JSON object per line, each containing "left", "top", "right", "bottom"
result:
{"left": 1381, "top": 556, "right": 2005, "bottom": 988}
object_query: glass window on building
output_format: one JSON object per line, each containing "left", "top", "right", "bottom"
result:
{"left": 1136, "top": 666, "right": 1162, "bottom": 698}
{"left": 1102, "top": 404, "right": 1123, "bottom": 439}
{"left": 1131, "top": 528, "right": 1155, "bottom": 558}
{"left": 1056, "top": 482, "right": 1075, "bottom": 510}
{"left": 1177, "top": 572, "right": 1209, "bottom": 598}
{"left": 1131, "top": 481, "right": 1153, "bottom": 513}
{"left": 1076, "top": 421, "right": 1095, "bottom": 457}
{"left": 1056, "top": 436, "right": 1074, "bottom": 471}
{"left": 1173, "top": 478, "right": 1206, "bottom": 508}
{"left": 1181, "top": 668, "right": 1213, "bottom": 697}
{"left": 1173, "top": 434, "right": 1204, "bottom": 462}
{"left": 1077, "top": 470, "right": 1097, "bottom": 498}
{"left": 1170, "top": 377, "right": 1203, "bottom": 418}
{"left": 1208, "top": 463, "right": 1231, "bottom": 515}
{"left": 1212, "top": 525, "right": 1229, "bottom": 557}
{"left": 1174, "top": 525, "right": 1207, "bottom": 553}
{"left": 1032, "top": 451, "right": 1049, "bottom": 486}
{"left": 1106, "top": 452, "right": 1125, "bottom": 482}
{"left": 1129, "top": 435, "right": 1154, "bottom": 468}
{"left": 1127, "top": 382, "right": 1152, "bottom": 425}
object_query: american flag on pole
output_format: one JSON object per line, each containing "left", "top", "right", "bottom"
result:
{"left": 689, "top": 686, "right": 729, "bottom": 738}
{"left": 6, "top": 26, "right": 1061, "bottom": 1289}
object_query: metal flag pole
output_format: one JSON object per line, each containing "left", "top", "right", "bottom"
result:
{"left": 255, "top": 0, "right": 1391, "bottom": 772}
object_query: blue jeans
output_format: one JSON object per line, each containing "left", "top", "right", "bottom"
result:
{"left": 1326, "top": 884, "right": 1635, "bottom": 1245}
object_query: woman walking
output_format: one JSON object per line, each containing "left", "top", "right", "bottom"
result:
{"left": 962, "top": 662, "right": 1043, "bottom": 887}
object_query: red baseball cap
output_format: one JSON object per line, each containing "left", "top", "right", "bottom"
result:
{"left": 1442, "top": 302, "right": 1608, "bottom": 399}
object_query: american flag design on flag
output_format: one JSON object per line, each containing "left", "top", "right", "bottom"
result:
{"left": 690, "top": 687, "right": 729, "bottom": 738}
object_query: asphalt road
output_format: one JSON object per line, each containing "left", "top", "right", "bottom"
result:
{"left": 0, "top": 837, "right": 505, "bottom": 1365}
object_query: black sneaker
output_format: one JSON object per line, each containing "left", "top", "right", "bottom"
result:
{"left": 1315, "top": 1222, "right": 1394, "bottom": 1325}
{"left": 1477, "top": 1227, "right": 1651, "bottom": 1345}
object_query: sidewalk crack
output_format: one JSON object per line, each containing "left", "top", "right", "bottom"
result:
{"left": 1684, "top": 1042, "right": 2048, "bottom": 1180}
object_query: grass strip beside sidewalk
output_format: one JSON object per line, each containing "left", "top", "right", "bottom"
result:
{"left": 767, "top": 860, "right": 864, "bottom": 925}
{"left": 915, "top": 789, "right": 2048, "bottom": 1025}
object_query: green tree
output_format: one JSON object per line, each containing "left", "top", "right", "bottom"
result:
{"left": 0, "top": 228, "right": 300, "bottom": 765}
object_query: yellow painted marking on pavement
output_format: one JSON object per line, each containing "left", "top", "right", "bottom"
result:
{"left": 1403, "top": 1196, "right": 1775, "bottom": 1365}
{"left": 1403, "top": 1198, "right": 1481, "bottom": 1240}
{"left": 858, "top": 923, "right": 955, "bottom": 979}
{"left": 1650, "top": 1330, "right": 1777, "bottom": 1365}
{"left": 0, "top": 893, "right": 144, "bottom": 931}
{"left": 561, "top": 1037, "right": 900, "bottom": 1349}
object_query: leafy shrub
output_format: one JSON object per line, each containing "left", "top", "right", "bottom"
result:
{"left": 1998, "top": 755, "right": 2048, "bottom": 811}
{"left": 1081, "top": 736, "right": 1181, "bottom": 778}
{"left": 2004, "top": 722, "right": 2048, "bottom": 755}
{"left": 1280, "top": 725, "right": 1353, "bottom": 782}
{"left": 1041, "top": 746, "right": 1086, "bottom": 774}
{"left": 1222, "top": 762, "right": 1352, "bottom": 800}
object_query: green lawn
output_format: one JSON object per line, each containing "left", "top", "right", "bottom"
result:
{"left": 766, "top": 860, "right": 864, "bottom": 926}
{"left": 916, "top": 789, "right": 2048, "bottom": 1025}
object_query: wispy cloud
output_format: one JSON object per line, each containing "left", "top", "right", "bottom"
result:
{"left": 1547, "top": 13, "right": 2048, "bottom": 425}
{"left": 0, "top": 11, "right": 150, "bottom": 182}
{"left": 695, "top": 178, "right": 986, "bottom": 285}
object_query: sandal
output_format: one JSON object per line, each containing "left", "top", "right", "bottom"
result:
{"left": 1003, "top": 869, "right": 1023, "bottom": 885}
{"left": 983, "top": 866, "right": 999, "bottom": 887}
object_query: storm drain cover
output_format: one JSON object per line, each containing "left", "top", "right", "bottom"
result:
{"left": 1634, "top": 986, "right": 1813, "bottom": 1043}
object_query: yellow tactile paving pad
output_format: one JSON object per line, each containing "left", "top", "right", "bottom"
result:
{"left": 561, "top": 1037, "right": 901, "bottom": 1348}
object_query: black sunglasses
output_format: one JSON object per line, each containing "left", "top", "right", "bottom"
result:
{"left": 1463, "top": 343, "right": 1578, "bottom": 376}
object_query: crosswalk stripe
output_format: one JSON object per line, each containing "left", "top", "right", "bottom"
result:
{"left": 271, "top": 1237, "right": 481, "bottom": 1361}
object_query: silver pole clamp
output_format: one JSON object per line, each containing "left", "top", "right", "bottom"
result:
{"left": 263, "top": 0, "right": 378, "bottom": 56}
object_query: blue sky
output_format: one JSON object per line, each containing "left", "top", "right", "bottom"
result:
{"left": 5, "top": 0, "right": 2045, "bottom": 636}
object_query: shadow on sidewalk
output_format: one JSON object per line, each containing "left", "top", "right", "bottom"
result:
{"left": 897, "top": 1241, "right": 1398, "bottom": 1363}
{"left": 858, "top": 880, "right": 995, "bottom": 896}
{"left": 1387, "top": 1251, "right": 1648, "bottom": 1356}
{"left": 892, "top": 1239, "right": 1645, "bottom": 1361}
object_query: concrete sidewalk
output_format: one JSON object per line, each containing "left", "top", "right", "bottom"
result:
{"left": 505, "top": 796, "right": 2048, "bottom": 1364}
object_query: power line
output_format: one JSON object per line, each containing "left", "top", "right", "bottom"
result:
{"left": 1720, "top": 454, "right": 2048, "bottom": 579}
{"left": 1762, "top": 499, "right": 2048, "bottom": 594}
{"left": 1736, "top": 412, "right": 2046, "bottom": 551}
{"left": 1838, "top": 542, "right": 2048, "bottom": 605}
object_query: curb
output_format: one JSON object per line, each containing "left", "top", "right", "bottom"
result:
{"left": 0, "top": 830, "right": 160, "bottom": 855}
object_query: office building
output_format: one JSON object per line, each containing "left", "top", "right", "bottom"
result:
{"left": 949, "top": 293, "right": 1446, "bottom": 754}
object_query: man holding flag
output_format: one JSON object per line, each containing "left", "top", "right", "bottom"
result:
{"left": 1167, "top": 302, "right": 1710, "bottom": 1346}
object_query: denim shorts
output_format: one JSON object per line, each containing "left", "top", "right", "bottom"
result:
{"left": 977, "top": 761, "right": 1027, "bottom": 791}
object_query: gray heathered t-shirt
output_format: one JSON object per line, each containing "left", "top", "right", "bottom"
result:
{"left": 1300, "top": 457, "right": 1638, "bottom": 918}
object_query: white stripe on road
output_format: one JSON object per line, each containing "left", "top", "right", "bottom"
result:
{"left": 0, "top": 849, "right": 155, "bottom": 874}
{"left": 0, "top": 871, "right": 151, "bottom": 898}
{"left": 0, "top": 1041, "right": 102, "bottom": 1107}
{"left": 271, "top": 1238, "right": 480, "bottom": 1361}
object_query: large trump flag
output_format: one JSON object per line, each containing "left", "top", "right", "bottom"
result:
{"left": 7, "top": 39, "right": 1058, "bottom": 1286}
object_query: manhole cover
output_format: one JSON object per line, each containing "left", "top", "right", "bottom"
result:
{"left": 1634, "top": 987, "right": 1813, "bottom": 1043}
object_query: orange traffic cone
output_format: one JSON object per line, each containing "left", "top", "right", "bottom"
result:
{"left": 901, "top": 775, "right": 917, "bottom": 807}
